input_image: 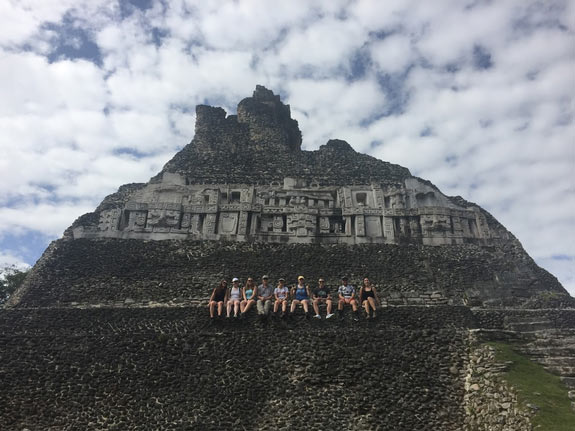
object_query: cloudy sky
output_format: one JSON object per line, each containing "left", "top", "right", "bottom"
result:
{"left": 0, "top": 0, "right": 574, "bottom": 294}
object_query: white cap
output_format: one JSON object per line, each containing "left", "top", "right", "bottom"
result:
{"left": 232, "top": 277, "right": 239, "bottom": 282}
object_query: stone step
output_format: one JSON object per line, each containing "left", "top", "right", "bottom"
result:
{"left": 506, "top": 321, "right": 555, "bottom": 332}
{"left": 546, "top": 366, "right": 575, "bottom": 377}
{"left": 505, "top": 315, "right": 552, "bottom": 324}
{"left": 537, "top": 356, "right": 575, "bottom": 368}
{"left": 561, "top": 377, "right": 575, "bottom": 389}
{"left": 522, "top": 346, "right": 575, "bottom": 358}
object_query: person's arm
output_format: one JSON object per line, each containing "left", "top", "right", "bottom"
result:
{"left": 257, "top": 287, "right": 264, "bottom": 301}
{"left": 338, "top": 287, "right": 344, "bottom": 300}
{"left": 274, "top": 288, "right": 279, "bottom": 301}
{"left": 312, "top": 289, "right": 318, "bottom": 300}
{"left": 358, "top": 286, "right": 364, "bottom": 301}
{"left": 306, "top": 285, "right": 311, "bottom": 298}
{"left": 224, "top": 288, "right": 229, "bottom": 304}
{"left": 242, "top": 286, "right": 248, "bottom": 301}
{"left": 350, "top": 286, "right": 356, "bottom": 299}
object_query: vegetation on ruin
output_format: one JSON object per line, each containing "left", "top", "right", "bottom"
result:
{"left": 0, "top": 266, "right": 28, "bottom": 305}
{"left": 488, "top": 342, "right": 575, "bottom": 431}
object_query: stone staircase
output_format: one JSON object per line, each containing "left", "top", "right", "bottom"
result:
{"left": 501, "top": 313, "right": 575, "bottom": 408}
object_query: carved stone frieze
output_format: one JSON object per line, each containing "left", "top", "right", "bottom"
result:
{"left": 82, "top": 176, "right": 491, "bottom": 245}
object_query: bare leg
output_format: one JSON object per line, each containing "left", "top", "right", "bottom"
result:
{"left": 234, "top": 301, "right": 240, "bottom": 316}
{"left": 273, "top": 301, "right": 279, "bottom": 313}
{"left": 326, "top": 300, "right": 332, "bottom": 314}
{"left": 302, "top": 300, "right": 309, "bottom": 313}
{"left": 217, "top": 302, "right": 224, "bottom": 316}
{"left": 363, "top": 300, "right": 370, "bottom": 316}
{"left": 282, "top": 300, "right": 287, "bottom": 313}
{"left": 209, "top": 301, "right": 215, "bottom": 318}
{"left": 368, "top": 297, "right": 376, "bottom": 311}
{"left": 351, "top": 300, "right": 358, "bottom": 311}
{"left": 313, "top": 300, "right": 320, "bottom": 315}
{"left": 245, "top": 300, "right": 255, "bottom": 313}
{"left": 291, "top": 300, "right": 299, "bottom": 313}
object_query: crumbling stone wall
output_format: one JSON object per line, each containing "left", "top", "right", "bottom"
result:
{"left": 0, "top": 307, "right": 470, "bottom": 431}
{"left": 10, "top": 238, "right": 566, "bottom": 308}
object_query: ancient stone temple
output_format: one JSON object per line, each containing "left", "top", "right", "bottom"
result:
{"left": 80, "top": 86, "right": 494, "bottom": 248}
{"left": 1, "top": 86, "right": 573, "bottom": 430}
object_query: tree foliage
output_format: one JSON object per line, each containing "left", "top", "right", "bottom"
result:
{"left": 0, "top": 266, "right": 29, "bottom": 305}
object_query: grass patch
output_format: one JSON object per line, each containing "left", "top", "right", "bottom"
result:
{"left": 488, "top": 341, "right": 575, "bottom": 431}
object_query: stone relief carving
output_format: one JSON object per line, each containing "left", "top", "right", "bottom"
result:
{"left": 219, "top": 212, "right": 238, "bottom": 234}
{"left": 99, "top": 209, "right": 121, "bottom": 231}
{"left": 87, "top": 177, "right": 490, "bottom": 245}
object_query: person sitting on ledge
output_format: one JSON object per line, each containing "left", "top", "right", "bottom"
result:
{"left": 226, "top": 277, "right": 242, "bottom": 318}
{"left": 256, "top": 275, "right": 274, "bottom": 319}
{"left": 240, "top": 277, "right": 257, "bottom": 318}
{"left": 337, "top": 276, "right": 359, "bottom": 321}
{"left": 209, "top": 279, "right": 228, "bottom": 320}
{"left": 312, "top": 278, "right": 335, "bottom": 319}
{"left": 290, "top": 276, "right": 311, "bottom": 319}
{"left": 359, "top": 277, "right": 380, "bottom": 319}
{"left": 273, "top": 278, "right": 289, "bottom": 318}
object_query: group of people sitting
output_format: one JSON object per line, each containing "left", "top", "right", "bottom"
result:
{"left": 209, "top": 275, "right": 380, "bottom": 321}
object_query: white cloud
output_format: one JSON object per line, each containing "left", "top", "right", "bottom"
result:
{"left": 0, "top": 251, "right": 31, "bottom": 271}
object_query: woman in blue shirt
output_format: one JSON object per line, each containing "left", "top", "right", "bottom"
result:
{"left": 290, "top": 275, "right": 311, "bottom": 318}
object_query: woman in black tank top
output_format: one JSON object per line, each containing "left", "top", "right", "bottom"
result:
{"left": 359, "top": 278, "right": 379, "bottom": 319}
{"left": 209, "top": 279, "right": 229, "bottom": 319}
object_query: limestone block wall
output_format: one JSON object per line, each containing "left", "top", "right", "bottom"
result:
{"left": 0, "top": 307, "right": 470, "bottom": 431}
{"left": 10, "top": 238, "right": 566, "bottom": 308}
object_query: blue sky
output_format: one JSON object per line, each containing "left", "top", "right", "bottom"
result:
{"left": 0, "top": 0, "right": 574, "bottom": 295}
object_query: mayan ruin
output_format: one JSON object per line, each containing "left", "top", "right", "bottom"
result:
{"left": 1, "top": 86, "right": 574, "bottom": 430}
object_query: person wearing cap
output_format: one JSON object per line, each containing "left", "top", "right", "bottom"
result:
{"left": 226, "top": 277, "right": 242, "bottom": 318}
{"left": 337, "top": 276, "right": 359, "bottom": 321}
{"left": 256, "top": 275, "right": 274, "bottom": 318}
{"left": 273, "top": 278, "right": 289, "bottom": 317}
{"left": 209, "top": 279, "right": 228, "bottom": 319}
{"left": 290, "top": 276, "right": 311, "bottom": 318}
{"left": 312, "top": 278, "right": 335, "bottom": 319}
{"left": 240, "top": 277, "right": 257, "bottom": 318}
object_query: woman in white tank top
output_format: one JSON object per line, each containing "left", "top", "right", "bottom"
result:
{"left": 227, "top": 278, "right": 242, "bottom": 318}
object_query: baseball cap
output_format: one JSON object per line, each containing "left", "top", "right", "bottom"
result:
{"left": 298, "top": 275, "right": 305, "bottom": 280}
{"left": 262, "top": 275, "right": 269, "bottom": 279}
{"left": 232, "top": 277, "right": 239, "bottom": 282}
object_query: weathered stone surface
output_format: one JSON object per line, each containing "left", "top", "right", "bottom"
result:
{"left": 9, "top": 239, "right": 569, "bottom": 308}
{"left": 0, "top": 307, "right": 469, "bottom": 431}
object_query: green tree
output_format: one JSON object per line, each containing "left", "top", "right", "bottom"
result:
{"left": 0, "top": 266, "right": 29, "bottom": 305}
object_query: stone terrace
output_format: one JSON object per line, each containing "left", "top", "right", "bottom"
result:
{"left": 0, "top": 307, "right": 471, "bottom": 431}
{"left": 12, "top": 238, "right": 565, "bottom": 309}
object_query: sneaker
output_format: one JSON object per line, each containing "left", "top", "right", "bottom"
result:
{"left": 353, "top": 312, "right": 359, "bottom": 322}
{"left": 313, "top": 314, "right": 321, "bottom": 319}
{"left": 326, "top": 313, "right": 335, "bottom": 319}
{"left": 372, "top": 311, "right": 377, "bottom": 318}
